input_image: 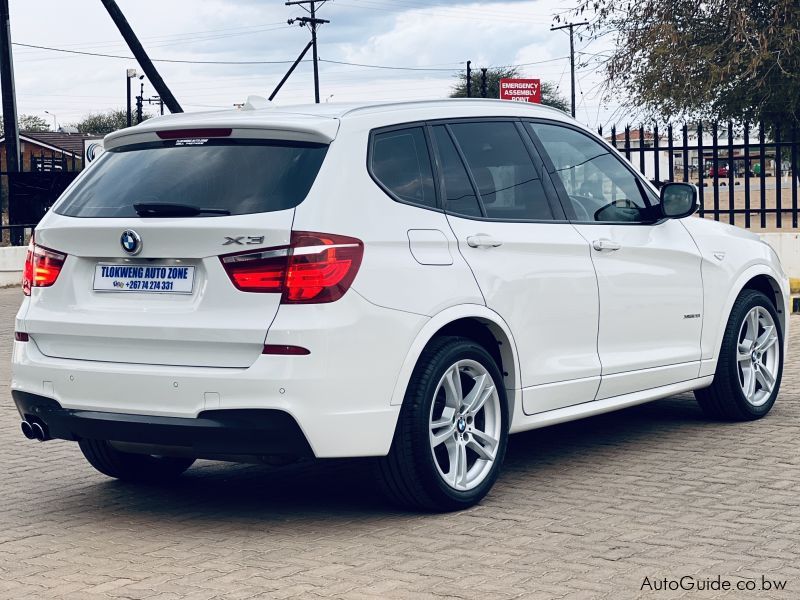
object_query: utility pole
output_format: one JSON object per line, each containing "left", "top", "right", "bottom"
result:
{"left": 0, "top": 0, "right": 20, "bottom": 177}
{"left": 100, "top": 0, "right": 183, "bottom": 114}
{"left": 466, "top": 61, "right": 472, "bottom": 98}
{"left": 286, "top": 0, "right": 330, "bottom": 103}
{"left": 136, "top": 78, "right": 144, "bottom": 124}
{"left": 136, "top": 78, "right": 163, "bottom": 122}
{"left": 550, "top": 21, "right": 589, "bottom": 118}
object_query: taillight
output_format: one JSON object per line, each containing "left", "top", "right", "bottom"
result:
{"left": 220, "top": 231, "right": 363, "bottom": 304}
{"left": 22, "top": 237, "right": 67, "bottom": 296}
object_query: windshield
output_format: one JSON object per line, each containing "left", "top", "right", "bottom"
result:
{"left": 55, "top": 138, "right": 328, "bottom": 218}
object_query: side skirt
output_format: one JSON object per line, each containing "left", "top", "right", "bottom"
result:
{"left": 508, "top": 376, "right": 714, "bottom": 435}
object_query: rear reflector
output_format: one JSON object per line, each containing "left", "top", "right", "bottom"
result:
{"left": 14, "top": 332, "right": 29, "bottom": 342}
{"left": 220, "top": 231, "right": 363, "bottom": 304}
{"left": 22, "top": 237, "right": 67, "bottom": 296}
{"left": 262, "top": 344, "right": 310, "bottom": 356}
{"left": 157, "top": 128, "right": 232, "bottom": 140}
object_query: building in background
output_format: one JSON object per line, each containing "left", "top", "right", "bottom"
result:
{"left": 0, "top": 131, "right": 97, "bottom": 172}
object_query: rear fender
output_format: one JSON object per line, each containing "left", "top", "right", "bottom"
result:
{"left": 389, "top": 304, "right": 522, "bottom": 419}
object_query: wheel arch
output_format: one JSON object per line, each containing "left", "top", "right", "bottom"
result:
{"left": 390, "top": 305, "right": 521, "bottom": 415}
{"left": 713, "top": 266, "right": 789, "bottom": 361}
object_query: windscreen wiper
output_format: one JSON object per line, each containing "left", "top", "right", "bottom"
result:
{"left": 133, "top": 203, "right": 231, "bottom": 217}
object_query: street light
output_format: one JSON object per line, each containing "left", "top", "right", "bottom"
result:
{"left": 126, "top": 68, "right": 138, "bottom": 127}
{"left": 44, "top": 110, "right": 57, "bottom": 131}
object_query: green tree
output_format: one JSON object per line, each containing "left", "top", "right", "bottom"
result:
{"left": 569, "top": 0, "right": 800, "bottom": 127}
{"left": 69, "top": 109, "right": 149, "bottom": 135}
{"left": 450, "top": 67, "right": 570, "bottom": 113}
{"left": 0, "top": 114, "right": 53, "bottom": 134}
{"left": 19, "top": 114, "right": 51, "bottom": 132}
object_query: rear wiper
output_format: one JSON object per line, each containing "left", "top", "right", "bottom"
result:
{"left": 133, "top": 203, "right": 231, "bottom": 217}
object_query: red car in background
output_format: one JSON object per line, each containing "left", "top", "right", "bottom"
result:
{"left": 707, "top": 165, "right": 729, "bottom": 177}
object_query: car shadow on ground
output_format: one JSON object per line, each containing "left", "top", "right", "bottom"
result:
{"left": 44, "top": 394, "right": 722, "bottom": 521}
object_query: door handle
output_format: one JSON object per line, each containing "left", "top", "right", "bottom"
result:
{"left": 592, "top": 238, "right": 622, "bottom": 252}
{"left": 466, "top": 234, "right": 503, "bottom": 248}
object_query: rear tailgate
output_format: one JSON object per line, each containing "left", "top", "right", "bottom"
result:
{"left": 24, "top": 126, "right": 332, "bottom": 368}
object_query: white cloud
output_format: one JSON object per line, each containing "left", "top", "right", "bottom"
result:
{"left": 4, "top": 0, "right": 619, "bottom": 127}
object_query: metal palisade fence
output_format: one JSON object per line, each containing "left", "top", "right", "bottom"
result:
{"left": 0, "top": 147, "right": 83, "bottom": 246}
{"left": 599, "top": 122, "right": 800, "bottom": 231}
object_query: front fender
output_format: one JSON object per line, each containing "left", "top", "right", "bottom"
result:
{"left": 702, "top": 263, "right": 789, "bottom": 377}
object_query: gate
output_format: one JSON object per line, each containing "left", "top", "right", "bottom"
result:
{"left": 1, "top": 147, "right": 82, "bottom": 246}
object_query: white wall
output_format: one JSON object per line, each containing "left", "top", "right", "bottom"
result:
{"left": 760, "top": 233, "right": 800, "bottom": 283}
{"left": 0, "top": 246, "right": 27, "bottom": 287}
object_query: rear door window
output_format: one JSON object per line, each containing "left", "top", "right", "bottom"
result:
{"left": 55, "top": 139, "right": 328, "bottom": 218}
{"left": 370, "top": 127, "right": 437, "bottom": 209}
{"left": 448, "top": 121, "right": 554, "bottom": 221}
{"left": 431, "top": 125, "right": 483, "bottom": 218}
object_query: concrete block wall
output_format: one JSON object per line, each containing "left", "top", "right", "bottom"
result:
{"left": 0, "top": 246, "right": 27, "bottom": 287}
{"left": 760, "top": 233, "right": 800, "bottom": 290}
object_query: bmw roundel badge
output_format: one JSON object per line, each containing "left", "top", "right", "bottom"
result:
{"left": 120, "top": 229, "right": 142, "bottom": 255}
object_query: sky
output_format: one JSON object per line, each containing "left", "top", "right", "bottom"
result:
{"left": 5, "top": 0, "right": 621, "bottom": 130}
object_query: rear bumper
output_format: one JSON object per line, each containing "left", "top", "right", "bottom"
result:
{"left": 13, "top": 391, "right": 314, "bottom": 458}
{"left": 12, "top": 290, "right": 427, "bottom": 458}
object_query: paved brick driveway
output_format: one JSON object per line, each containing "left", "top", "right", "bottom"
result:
{"left": 1, "top": 286, "right": 798, "bottom": 599}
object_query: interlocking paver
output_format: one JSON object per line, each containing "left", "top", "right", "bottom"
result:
{"left": 0, "top": 286, "right": 798, "bottom": 599}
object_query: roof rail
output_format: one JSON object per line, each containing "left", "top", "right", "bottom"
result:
{"left": 339, "top": 98, "right": 570, "bottom": 119}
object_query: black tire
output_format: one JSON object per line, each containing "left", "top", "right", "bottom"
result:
{"left": 376, "top": 336, "right": 509, "bottom": 512}
{"left": 79, "top": 439, "right": 195, "bottom": 482}
{"left": 695, "top": 289, "right": 783, "bottom": 421}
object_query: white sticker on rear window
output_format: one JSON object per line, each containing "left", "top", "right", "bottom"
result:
{"left": 175, "top": 138, "right": 209, "bottom": 146}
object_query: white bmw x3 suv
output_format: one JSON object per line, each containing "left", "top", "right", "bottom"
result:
{"left": 12, "top": 100, "right": 788, "bottom": 511}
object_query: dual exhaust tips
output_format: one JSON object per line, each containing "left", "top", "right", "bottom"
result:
{"left": 21, "top": 420, "right": 49, "bottom": 442}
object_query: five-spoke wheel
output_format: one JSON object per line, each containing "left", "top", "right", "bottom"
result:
{"left": 377, "top": 336, "right": 508, "bottom": 511}
{"left": 736, "top": 306, "right": 780, "bottom": 407}
{"left": 429, "top": 360, "right": 502, "bottom": 492}
{"left": 696, "top": 289, "right": 783, "bottom": 420}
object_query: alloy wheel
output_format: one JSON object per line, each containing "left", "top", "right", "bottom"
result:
{"left": 737, "top": 306, "right": 780, "bottom": 407}
{"left": 429, "top": 360, "right": 502, "bottom": 491}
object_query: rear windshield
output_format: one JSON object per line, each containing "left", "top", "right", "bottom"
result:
{"left": 55, "top": 138, "right": 328, "bottom": 218}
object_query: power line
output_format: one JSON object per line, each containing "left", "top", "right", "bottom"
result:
{"left": 12, "top": 22, "right": 290, "bottom": 53}
{"left": 11, "top": 42, "right": 307, "bottom": 65}
{"left": 14, "top": 40, "right": 569, "bottom": 74}
{"left": 319, "top": 58, "right": 458, "bottom": 71}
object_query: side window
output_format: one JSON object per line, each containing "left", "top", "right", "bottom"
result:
{"left": 371, "top": 127, "right": 437, "bottom": 209}
{"left": 529, "top": 123, "right": 656, "bottom": 223}
{"left": 449, "top": 122, "right": 554, "bottom": 221}
{"left": 431, "top": 125, "right": 482, "bottom": 218}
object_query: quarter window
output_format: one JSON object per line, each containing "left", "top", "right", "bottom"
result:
{"left": 529, "top": 123, "right": 657, "bottom": 223}
{"left": 448, "top": 122, "right": 554, "bottom": 221}
{"left": 371, "top": 127, "right": 437, "bottom": 209}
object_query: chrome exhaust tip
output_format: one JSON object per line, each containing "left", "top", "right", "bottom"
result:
{"left": 31, "top": 422, "right": 48, "bottom": 442}
{"left": 21, "top": 421, "right": 36, "bottom": 440}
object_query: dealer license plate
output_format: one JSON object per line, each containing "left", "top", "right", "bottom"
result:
{"left": 93, "top": 264, "right": 195, "bottom": 294}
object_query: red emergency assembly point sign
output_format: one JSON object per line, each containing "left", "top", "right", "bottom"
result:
{"left": 499, "top": 78, "right": 542, "bottom": 103}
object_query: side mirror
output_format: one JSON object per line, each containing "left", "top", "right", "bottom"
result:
{"left": 660, "top": 182, "right": 698, "bottom": 219}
